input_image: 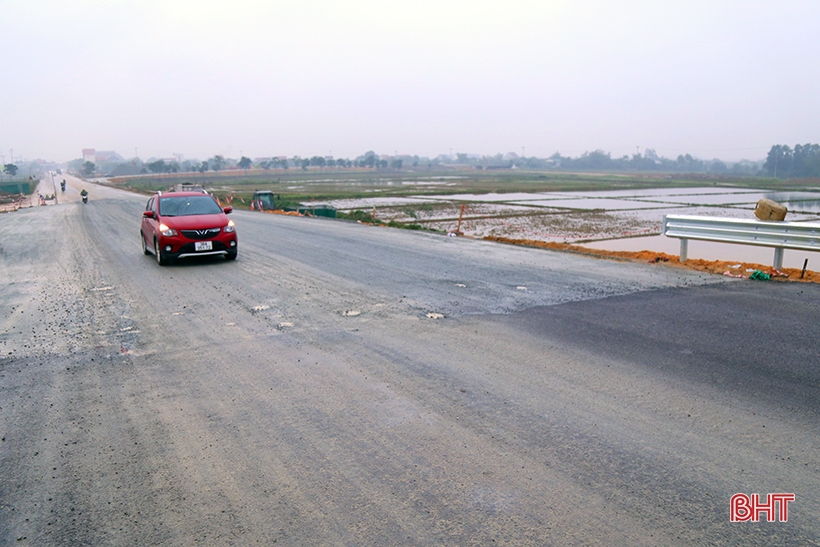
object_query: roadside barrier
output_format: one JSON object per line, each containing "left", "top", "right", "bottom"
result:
{"left": 663, "top": 214, "right": 820, "bottom": 270}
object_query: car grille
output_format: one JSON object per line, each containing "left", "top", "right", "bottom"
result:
{"left": 180, "top": 227, "right": 221, "bottom": 240}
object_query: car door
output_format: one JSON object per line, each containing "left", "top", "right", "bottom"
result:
{"left": 142, "top": 197, "right": 157, "bottom": 245}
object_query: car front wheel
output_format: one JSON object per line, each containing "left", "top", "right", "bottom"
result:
{"left": 155, "top": 239, "right": 169, "bottom": 266}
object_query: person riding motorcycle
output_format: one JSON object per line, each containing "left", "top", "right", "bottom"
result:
{"left": 60, "top": 179, "right": 66, "bottom": 192}
{"left": 80, "top": 188, "right": 88, "bottom": 203}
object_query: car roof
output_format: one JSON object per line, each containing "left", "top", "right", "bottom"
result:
{"left": 157, "top": 191, "right": 212, "bottom": 197}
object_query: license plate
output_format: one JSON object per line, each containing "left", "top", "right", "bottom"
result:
{"left": 195, "top": 241, "right": 213, "bottom": 251}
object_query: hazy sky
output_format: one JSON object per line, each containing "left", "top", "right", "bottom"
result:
{"left": 3, "top": 0, "right": 819, "bottom": 163}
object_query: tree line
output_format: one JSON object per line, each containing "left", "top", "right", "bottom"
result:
{"left": 763, "top": 144, "right": 820, "bottom": 178}
{"left": 68, "top": 144, "right": 820, "bottom": 179}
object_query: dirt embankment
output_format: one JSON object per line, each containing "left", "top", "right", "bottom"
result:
{"left": 484, "top": 236, "right": 820, "bottom": 283}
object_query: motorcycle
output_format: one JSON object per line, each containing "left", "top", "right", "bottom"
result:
{"left": 60, "top": 180, "right": 66, "bottom": 192}
{"left": 82, "top": 194, "right": 88, "bottom": 204}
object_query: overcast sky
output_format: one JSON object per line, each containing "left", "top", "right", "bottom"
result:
{"left": 2, "top": 0, "right": 818, "bottom": 163}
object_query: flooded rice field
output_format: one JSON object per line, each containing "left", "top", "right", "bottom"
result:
{"left": 322, "top": 186, "right": 820, "bottom": 270}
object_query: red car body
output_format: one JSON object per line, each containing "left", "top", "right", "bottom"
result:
{"left": 140, "top": 190, "right": 237, "bottom": 265}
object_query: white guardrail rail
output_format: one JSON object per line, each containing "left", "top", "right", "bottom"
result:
{"left": 662, "top": 214, "right": 820, "bottom": 270}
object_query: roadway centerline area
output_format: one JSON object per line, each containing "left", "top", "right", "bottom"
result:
{"left": 1, "top": 185, "right": 818, "bottom": 546}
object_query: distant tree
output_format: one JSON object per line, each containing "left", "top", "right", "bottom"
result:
{"left": 390, "top": 158, "right": 403, "bottom": 169}
{"left": 763, "top": 145, "right": 792, "bottom": 178}
{"left": 309, "top": 156, "right": 325, "bottom": 167}
{"left": 81, "top": 161, "right": 96, "bottom": 176}
{"left": 300, "top": 158, "right": 310, "bottom": 170}
{"left": 574, "top": 150, "right": 613, "bottom": 170}
{"left": 198, "top": 161, "right": 209, "bottom": 173}
{"left": 764, "top": 143, "right": 820, "bottom": 178}
{"left": 792, "top": 143, "right": 820, "bottom": 177}
{"left": 676, "top": 154, "right": 704, "bottom": 172}
{"left": 210, "top": 155, "right": 225, "bottom": 172}
{"left": 147, "top": 160, "right": 167, "bottom": 174}
{"left": 709, "top": 160, "right": 728, "bottom": 174}
{"left": 167, "top": 162, "right": 180, "bottom": 174}
{"left": 238, "top": 156, "right": 252, "bottom": 170}
{"left": 3, "top": 163, "right": 18, "bottom": 176}
{"left": 360, "top": 151, "right": 377, "bottom": 168}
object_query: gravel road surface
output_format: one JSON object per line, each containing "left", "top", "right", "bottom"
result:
{"left": 1, "top": 177, "right": 818, "bottom": 546}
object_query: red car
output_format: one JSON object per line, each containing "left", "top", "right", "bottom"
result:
{"left": 140, "top": 190, "right": 237, "bottom": 265}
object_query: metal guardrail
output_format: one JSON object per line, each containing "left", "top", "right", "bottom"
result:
{"left": 662, "top": 214, "right": 820, "bottom": 269}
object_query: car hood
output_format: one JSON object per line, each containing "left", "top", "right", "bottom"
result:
{"left": 161, "top": 214, "right": 227, "bottom": 229}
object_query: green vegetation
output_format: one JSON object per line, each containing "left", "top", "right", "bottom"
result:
{"left": 106, "top": 166, "right": 816, "bottom": 211}
{"left": 110, "top": 168, "right": 804, "bottom": 202}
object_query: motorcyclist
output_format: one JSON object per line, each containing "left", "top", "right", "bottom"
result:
{"left": 61, "top": 179, "right": 66, "bottom": 191}
{"left": 80, "top": 188, "right": 88, "bottom": 203}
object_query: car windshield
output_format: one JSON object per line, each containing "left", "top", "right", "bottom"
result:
{"left": 257, "top": 193, "right": 275, "bottom": 208}
{"left": 159, "top": 195, "right": 222, "bottom": 217}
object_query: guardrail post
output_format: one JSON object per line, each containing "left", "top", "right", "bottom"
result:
{"left": 773, "top": 248, "right": 784, "bottom": 270}
{"left": 680, "top": 238, "right": 688, "bottom": 262}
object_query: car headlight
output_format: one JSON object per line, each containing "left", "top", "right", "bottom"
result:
{"left": 224, "top": 220, "right": 236, "bottom": 233}
{"left": 159, "top": 223, "right": 178, "bottom": 236}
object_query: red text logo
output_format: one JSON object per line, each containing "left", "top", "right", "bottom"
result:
{"left": 731, "top": 493, "right": 794, "bottom": 522}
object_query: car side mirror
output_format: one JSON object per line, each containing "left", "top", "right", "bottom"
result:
{"left": 223, "top": 206, "right": 233, "bottom": 214}
{"left": 143, "top": 211, "right": 154, "bottom": 218}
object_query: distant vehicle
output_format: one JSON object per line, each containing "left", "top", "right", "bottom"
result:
{"left": 141, "top": 190, "right": 237, "bottom": 266}
{"left": 56, "top": 169, "right": 62, "bottom": 175}
{"left": 169, "top": 183, "right": 205, "bottom": 193}
{"left": 60, "top": 180, "right": 66, "bottom": 192}
{"left": 251, "top": 190, "right": 276, "bottom": 211}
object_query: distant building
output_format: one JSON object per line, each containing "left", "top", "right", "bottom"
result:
{"left": 82, "top": 149, "right": 122, "bottom": 163}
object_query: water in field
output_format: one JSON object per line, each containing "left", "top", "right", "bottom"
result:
{"left": 324, "top": 186, "right": 820, "bottom": 268}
